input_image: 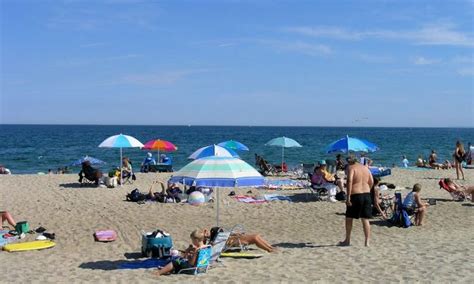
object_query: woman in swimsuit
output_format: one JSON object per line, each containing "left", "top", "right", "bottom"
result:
{"left": 453, "top": 141, "right": 465, "bottom": 180}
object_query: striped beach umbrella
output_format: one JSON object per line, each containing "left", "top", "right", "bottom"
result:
{"left": 169, "top": 156, "right": 264, "bottom": 226}
{"left": 188, "top": 144, "right": 239, "bottom": 160}
{"left": 326, "top": 135, "right": 379, "bottom": 154}
{"left": 217, "top": 140, "right": 249, "bottom": 151}
{"left": 142, "top": 139, "right": 177, "bottom": 162}
{"left": 99, "top": 134, "right": 144, "bottom": 185}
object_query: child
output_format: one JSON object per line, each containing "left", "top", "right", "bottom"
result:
{"left": 155, "top": 229, "right": 207, "bottom": 276}
{"left": 403, "top": 184, "right": 429, "bottom": 226}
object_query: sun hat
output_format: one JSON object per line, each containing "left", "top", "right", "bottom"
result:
{"left": 319, "top": 160, "right": 326, "bottom": 166}
{"left": 379, "top": 185, "right": 388, "bottom": 191}
{"left": 147, "top": 152, "right": 152, "bottom": 157}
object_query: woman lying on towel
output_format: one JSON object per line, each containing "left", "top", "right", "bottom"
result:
{"left": 147, "top": 181, "right": 182, "bottom": 203}
{"left": 444, "top": 178, "right": 474, "bottom": 202}
{"left": 204, "top": 227, "right": 276, "bottom": 253}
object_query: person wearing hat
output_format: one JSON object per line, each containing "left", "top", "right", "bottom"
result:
{"left": 141, "top": 152, "right": 157, "bottom": 172}
{"left": 311, "top": 160, "right": 344, "bottom": 202}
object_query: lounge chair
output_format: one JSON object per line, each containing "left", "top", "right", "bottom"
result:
{"left": 258, "top": 157, "right": 277, "bottom": 176}
{"left": 438, "top": 179, "right": 466, "bottom": 201}
{"left": 177, "top": 245, "right": 212, "bottom": 275}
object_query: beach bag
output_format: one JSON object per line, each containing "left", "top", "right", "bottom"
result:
{"left": 335, "top": 191, "right": 346, "bottom": 201}
{"left": 127, "top": 189, "right": 146, "bottom": 202}
{"left": 141, "top": 230, "right": 173, "bottom": 258}
{"left": 105, "top": 177, "right": 118, "bottom": 188}
{"left": 15, "top": 221, "right": 29, "bottom": 234}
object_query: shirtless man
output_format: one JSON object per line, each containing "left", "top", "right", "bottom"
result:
{"left": 339, "top": 157, "right": 374, "bottom": 247}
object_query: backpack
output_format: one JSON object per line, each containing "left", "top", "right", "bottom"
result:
{"left": 126, "top": 188, "right": 146, "bottom": 202}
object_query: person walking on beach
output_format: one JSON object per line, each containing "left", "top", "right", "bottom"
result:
{"left": 453, "top": 141, "right": 465, "bottom": 180}
{"left": 339, "top": 157, "right": 374, "bottom": 247}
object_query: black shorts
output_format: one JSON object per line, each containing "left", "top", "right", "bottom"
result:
{"left": 346, "top": 193, "right": 372, "bottom": 219}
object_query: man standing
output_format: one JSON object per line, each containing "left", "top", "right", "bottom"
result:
{"left": 339, "top": 157, "right": 374, "bottom": 247}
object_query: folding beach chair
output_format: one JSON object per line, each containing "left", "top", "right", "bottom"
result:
{"left": 438, "top": 179, "right": 466, "bottom": 201}
{"left": 178, "top": 245, "right": 212, "bottom": 275}
{"left": 325, "top": 159, "right": 337, "bottom": 175}
{"left": 306, "top": 173, "right": 328, "bottom": 201}
{"left": 302, "top": 163, "right": 315, "bottom": 177}
{"left": 210, "top": 230, "right": 231, "bottom": 264}
{"left": 390, "top": 191, "right": 413, "bottom": 228}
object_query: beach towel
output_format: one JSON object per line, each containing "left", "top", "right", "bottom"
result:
{"left": 118, "top": 258, "right": 170, "bottom": 270}
{"left": 233, "top": 195, "right": 267, "bottom": 204}
{"left": 0, "top": 229, "right": 19, "bottom": 248}
{"left": 263, "top": 179, "right": 306, "bottom": 190}
{"left": 264, "top": 194, "right": 292, "bottom": 202}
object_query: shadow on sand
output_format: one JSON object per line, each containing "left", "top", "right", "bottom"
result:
{"left": 273, "top": 242, "right": 337, "bottom": 249}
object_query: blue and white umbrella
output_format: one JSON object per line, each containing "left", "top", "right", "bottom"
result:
{"left": 326, "top": 135, "right": 379, "bottom": 154}
{"left": 217, "top": 140, "right": 249, "bottom": 151}
{"left": 188, "top": 144, "right": 239, "bottom": 160}
{"left": 70, "top": 156, "right": 106, "bottom": 167}
{"left": 169, "top": 156, "right": 264, "bottom": 226}
{"left": 99, "top": 134, "right": 144, "bottom": 185}
{"left": 265, "top": 136, "right": 302, "bottom": 168}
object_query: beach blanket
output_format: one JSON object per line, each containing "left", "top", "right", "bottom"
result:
{"left": 404, "top": 167, "right": 432, "bottom": 171}
{"left": 118, "top": 258, "right": 170, "bottom": 270}
{"left": 264, "top": 194, "right": 292, "bottom": 202}
{"left": 233, "top": 195, "right": 267, "bottom": 204}
{"left": 263, "top": 179, "right": 306, "bottom": 190}
{"left": 0, "top": 229, "right": 19, "bottom": 248}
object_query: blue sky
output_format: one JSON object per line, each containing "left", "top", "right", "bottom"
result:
{"left": 1, "top": 0, "right": 473, "bottom": 127}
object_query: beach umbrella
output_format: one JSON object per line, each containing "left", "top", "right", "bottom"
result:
{"left": 326, "top": 135, "right": 379, "bottom": 154}
{"left": 169, "top": 156, "right": 265, "bottom": 226}
{"left": 217, "top": 140, "right": 249, "bottom": 151}
{"left": 142, "top": 139, "right": 178, "bottom": 162}
{"left": 265, "top": 136, "right": 302, "bottom": 169}
{"left": 98, "top": 134, "right": 144, "bottom": 185}
{"left": 70, "top": 156, "right": 106, "bottom": 167}
{"left": 188, "top": 144, "right": 239, "bottom": 160}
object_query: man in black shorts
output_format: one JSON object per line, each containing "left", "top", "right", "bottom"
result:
{"left": 339, "top": 157, "right": 374, "bottom": 247}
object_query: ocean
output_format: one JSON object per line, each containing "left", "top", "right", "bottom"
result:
{"left": 0, "top": 125, "right": 472, "bottom": 174}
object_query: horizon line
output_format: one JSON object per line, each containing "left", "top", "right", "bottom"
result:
{"left": 1, "top": 123, "right": 473, "bottom": 129}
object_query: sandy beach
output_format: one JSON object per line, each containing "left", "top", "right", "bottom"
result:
{"left": 1, "top": 168, "right": 473, "bottom": 283}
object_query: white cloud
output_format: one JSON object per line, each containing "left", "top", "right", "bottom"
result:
{"left": 120, "top": 69, "right": 208, "bottom": 86}
{"left": 413, "top": 56, "right": 440, "bottom": 65}
{"left": 457, "top": 67, "right": 474, "bottom": 76}
{"left": 283, "top": 23, "right": 474, "bottom": 47}
{"left": 257, "top": 39, "right": 332, "bottom": 56}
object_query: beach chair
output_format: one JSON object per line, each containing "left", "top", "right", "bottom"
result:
{"left": 325, "top": 159, "right": 337, "bottom": 175}
{"left": 438, "top": 179, "right": 466, "bottom": 201}
{"left": 258, "top": 157, "right": 277, "bottom": 176}
{"left": 390, "top": 191, "right": 413, "bottom": 228}
{"left": 210, "top": 231, "right": 231, "bottom": 264}
{"left": 307, "top": 173, "right": 327, "bottom": 201}
{"left": 177, "top": 245, "right": 212, "bottom": 275}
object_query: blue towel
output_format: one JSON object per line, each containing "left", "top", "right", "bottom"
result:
{"left": 118, "top": 258, "right": 170, "bottom": 270}
{"left": 264, "top": 194, "right": 292, "bottom": 202}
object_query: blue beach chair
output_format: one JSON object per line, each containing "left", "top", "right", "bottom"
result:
{"left": 178, "top": 245, "right": 212, "bottom": 275}
{"left": 390, "top": 191, "right": 413, "bottom": 228}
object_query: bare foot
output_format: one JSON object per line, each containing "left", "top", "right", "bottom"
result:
{"left": 365, "top": 241, "right": 370, "bottom": 247}
{"left": 338, "top": 240, "right": 350, "bottom": 246}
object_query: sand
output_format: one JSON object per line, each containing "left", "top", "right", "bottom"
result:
{"left": 1, "top": 168, "right": 473, "bottom": 283}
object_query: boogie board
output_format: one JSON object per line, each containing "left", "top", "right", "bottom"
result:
{"left": 220, "top": 251, "right": 263, "bottom": 259}
{"left": 94, "top": 230, "right": 117, "bottom": 242}
{"left": 3, "top": 240, "right": 55, "bottom": 252}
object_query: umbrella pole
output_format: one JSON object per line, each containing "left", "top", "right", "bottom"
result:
{"left": 120, "top": 147, "right": 123, "bottom": 186}
{"left": 282, "top": 147, "right": 284, "bottom": 170}
{"left": 216, "top": 187, "right": 220, "bottom": 226}
{"left": 157, "top": 149, "right": 160, "bottom": 163}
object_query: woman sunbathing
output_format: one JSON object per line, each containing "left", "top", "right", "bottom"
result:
{"left": 444, "top": 178, "right": 474, "bottom": 202}
{"left": 204, "top": 227, "right": 276, "bottom": 253}
{"left": 147, "top": 181, "right": 182, "bottom": 203}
